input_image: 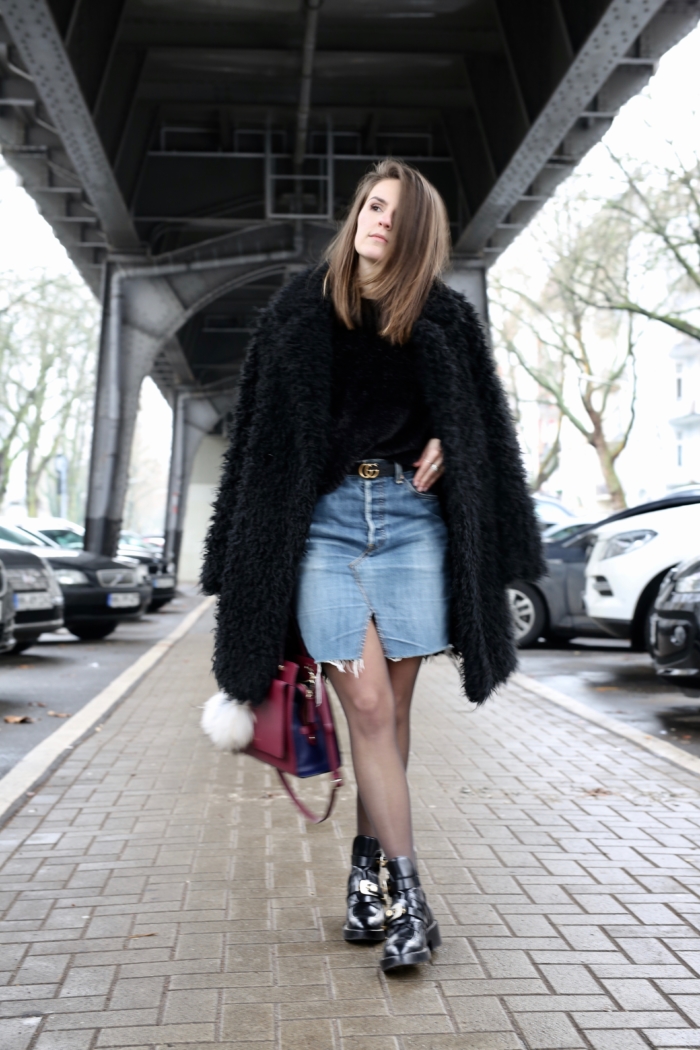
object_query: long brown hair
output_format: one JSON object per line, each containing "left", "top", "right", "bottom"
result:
{"left": 323, "top": 158, "right": 450, "bottom": 345}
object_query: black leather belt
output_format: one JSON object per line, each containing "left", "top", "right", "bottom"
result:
{"left": 351, "top": 459, "right": 404, "bottom": 479}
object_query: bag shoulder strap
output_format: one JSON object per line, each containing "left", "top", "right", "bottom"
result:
{"left": 276, "top": 770, "right": 342, "bottom": 823}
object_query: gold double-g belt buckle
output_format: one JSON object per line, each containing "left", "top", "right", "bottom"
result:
{"left": 358, "top": 462, "right": 380, "bottom": 479}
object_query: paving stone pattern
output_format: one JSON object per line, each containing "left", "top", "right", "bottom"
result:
{"left": 3, "top": 610, "right": 700, "bottom": 1048}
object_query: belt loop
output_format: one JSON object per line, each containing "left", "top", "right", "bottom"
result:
{"left": 394, "top": 461, "right": 404, "bottom": 484}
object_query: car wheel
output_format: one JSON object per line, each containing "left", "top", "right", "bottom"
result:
{"left": 10, "top": 637, "right": 40, "bottom": 655}
{"left": 630, "top": 574, "right": 666, "bottom": 652}
{"left": 508, "top": 583, "right": 546, "bottom": 648}
{"left": 67, "top": 623, "right": 117, "bottom": 641}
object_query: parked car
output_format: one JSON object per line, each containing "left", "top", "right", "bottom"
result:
{"left": 584, "top": 494, "right": 700, "bottom": 650}
{"left": 650, "top": 555, "right": 700, "bottom": 677}
{"left": 120, "top": 529, "right": 163, "bottom": 554}
{"left": 0, "top": 523, "right": 151, "bottom": 641}
{"left": 0, "top": 556, "right": 16, "bottom": 655}
{"left": 508, "top": 522, "right": 598, "bottom": 647}
{"left": 17, "top": 518, "right": 176, "bottom": 611}
{"left": 533, "top": 495, "right": 580, "bottom": 532}
{"left": 0, "top": 546, "right": 64, "bottom": 653}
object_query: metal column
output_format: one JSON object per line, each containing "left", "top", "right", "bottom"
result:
{"left": 163, "top": 391, "right": 220, "bottom": 575}
{"left": 445, "top": 260, "right": 490, "bottom": 330}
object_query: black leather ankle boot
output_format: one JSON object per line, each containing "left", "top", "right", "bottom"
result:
{"left": 380, "top": 856, "right": 441, "bottom": 971}
{"left": 343, "top": 835, "right": 386, "bottom": 943}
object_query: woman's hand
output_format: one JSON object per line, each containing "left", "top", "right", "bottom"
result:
{"left": 413, "top": 438, "right": 444, "bottom": 492}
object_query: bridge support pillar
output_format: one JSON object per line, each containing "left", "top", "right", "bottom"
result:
{"left": 444, "top": 258, "right": 490, "bottom": 329}
{"left": 83, "top": 236, "right": 308, "bottom": 557}
{"left": 164, "top": 391, "right": 220, "bottom": 577}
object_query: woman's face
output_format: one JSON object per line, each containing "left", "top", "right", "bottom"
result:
{"left": 354, "top": 178, "right": 401, "bottom": 275}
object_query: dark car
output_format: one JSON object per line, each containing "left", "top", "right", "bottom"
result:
{"left": 0, "top": 557, "right": 16, "bottom": 655}
{"left": 0, "top": 546, "right": 64, "bottom": 653}
{"left": 508, "top": 522, "right": 599, "bottom": 647}
{"left": 0, "top": 524, "right": 151, "bottom": 641}
{"left": 510, "top": 493, "right": 700, "bottom": 648}
{"left": 650, "top": 555, "right": 700, "bottom": 677}
{"left": 19, "top": 519, "right": 176, "bottom": 612}
{"left": 533, "top": 495, "right": 580, "bottom": 532}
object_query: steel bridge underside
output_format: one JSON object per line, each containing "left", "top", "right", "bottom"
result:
{"left": 0, "top": 0, "right": 697, "bottom": 565}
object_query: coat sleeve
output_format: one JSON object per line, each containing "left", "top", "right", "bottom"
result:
{"left": 457, "top": 298, "right": 546, "bottom": 585}
{"left": 199, "top": 328, "right": 262, "bottom": 595}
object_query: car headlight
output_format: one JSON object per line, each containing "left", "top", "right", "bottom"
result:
{"left": 38, "top": 560, "right": 65, "bottom": 602}
{"left": 601, "top": 530, "right": 657, "bottom": 560}
{"left": 54, "top": 568, "right": 90, "bottom": 585}
{"left": 5, "top": 567, "right": 49, "bottom": 591}
{"left": 676, "top": 570, "right": 700, "bottom": 594}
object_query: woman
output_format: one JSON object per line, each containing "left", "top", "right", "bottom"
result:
{"left": 201, "top": 159, "right": 544, "bottom": 971}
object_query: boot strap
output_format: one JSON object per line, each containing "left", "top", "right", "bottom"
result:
{"left": 348, "top": 878, "right": 383, "bottom": 906}
{"left": 385, "top": 899, "right": 427, "bottom": 923}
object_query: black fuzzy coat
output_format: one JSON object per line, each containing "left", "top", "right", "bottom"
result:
{"left": 201, "top": 265, "right": 545, "bottom": 706}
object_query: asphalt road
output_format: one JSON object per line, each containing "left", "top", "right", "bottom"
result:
{"left": 0, "top": 586, "right": 206, "bottom": 779}
{"left": 519, "top": 636, "right": 700, "bottom": 758}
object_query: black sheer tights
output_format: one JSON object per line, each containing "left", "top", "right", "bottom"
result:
{"left": 324, "top": 621, "right": 422, "bottom": 862}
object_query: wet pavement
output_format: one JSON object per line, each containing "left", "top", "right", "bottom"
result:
{"left": 520, "top": 637, "right": 700, "bottom": 759}
{"left": 0, "top": 586, "right": 203, "bottom": 779}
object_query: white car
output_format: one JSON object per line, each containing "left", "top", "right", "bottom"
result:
{"left": 584, "top": 497, "right": 700, "bottom": 650}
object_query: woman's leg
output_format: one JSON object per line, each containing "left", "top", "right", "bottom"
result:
{"left": 354, "top": 655, "right": 421, "bottom": 837}
{"left": 325, "top": 622, "right": 417, "bottom": 861}
{"left": 387, "top": 657, "right": 422, "bottom": 767}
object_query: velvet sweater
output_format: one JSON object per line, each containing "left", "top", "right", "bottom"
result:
{"left": 319, "top": 305, "right": 432, "bottom": 493}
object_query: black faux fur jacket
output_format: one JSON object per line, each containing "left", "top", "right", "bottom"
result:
{"left": 201, "top": 265, "right": 545, "bottom": 706}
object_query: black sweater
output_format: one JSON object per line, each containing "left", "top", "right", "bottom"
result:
{"left": 319, "top": 305, "right": 432, "bottom": 493}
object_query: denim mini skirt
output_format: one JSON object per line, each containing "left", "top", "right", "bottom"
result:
{"left": 294, "top": 467, "right": 450, "bottom": 664}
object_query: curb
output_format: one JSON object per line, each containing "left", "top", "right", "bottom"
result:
{"left": 511, "top": 670, "right": 700, "bottom": 780}
{"left": 0, "top": 595, "right": 216, "bottom": 825}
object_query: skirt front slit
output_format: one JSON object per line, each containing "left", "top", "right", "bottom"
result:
{"left": 294, "top": 471, "right": 450, "bottom": 663}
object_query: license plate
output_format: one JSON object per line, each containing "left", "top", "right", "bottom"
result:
{"left": 153, "top": 575, "right": 175, "bottom": 589}
{"left": 13, "top": 591, "right": 54, "bottom": 612}
{"left": 107, "top": 592, "right": 141, "bottom": 609}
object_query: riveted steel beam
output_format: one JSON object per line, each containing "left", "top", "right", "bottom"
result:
{"left": 0, "top": 0, "right": 141, "bottom": 252}
{"left": 455, "top": 0, "right": 670, "bottom": 255}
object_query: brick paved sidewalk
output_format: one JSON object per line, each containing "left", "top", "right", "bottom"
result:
{"left": 3, "top": 608, "right": 700, "bottom": 1049}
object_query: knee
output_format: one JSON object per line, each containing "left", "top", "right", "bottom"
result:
{"left": 345, "top": 686, "right": 394, "bottom": 735}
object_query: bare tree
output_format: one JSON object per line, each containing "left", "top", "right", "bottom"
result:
{"left": 497, "top": 315, "right": 564, "bottom": 492}
{"left": 492, "top": 196, "right": 640, "bottom": 510}
{"left": 575, "top": 146, "right": 700, "bottom": 344}
{"left": 0, "top": 272, "right": 98, "bottom": 514}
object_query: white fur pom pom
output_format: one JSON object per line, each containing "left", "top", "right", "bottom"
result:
{"left": 201, "top": 692, "right": 255, "bottom": 752}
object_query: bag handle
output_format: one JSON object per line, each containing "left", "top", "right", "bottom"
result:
{"left": 276, "top": 769, "right": 342, "bottom": 823}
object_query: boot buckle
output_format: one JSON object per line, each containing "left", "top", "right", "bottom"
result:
{"left": 359, "top": 879, "right": 379, "bottom": 896}
{"left": 386, "top": 903, "right": 405, "bottom": 920}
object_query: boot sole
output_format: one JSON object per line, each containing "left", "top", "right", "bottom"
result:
{"left": 343, "top": 926, "right": 386, "bottom": 943}
{"left": 380, "top": 921, "right": 442, "bottom": 971}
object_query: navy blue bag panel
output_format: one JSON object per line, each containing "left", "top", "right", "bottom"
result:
{"left": 292, "top": 689, "right": 332, "bottom": 778}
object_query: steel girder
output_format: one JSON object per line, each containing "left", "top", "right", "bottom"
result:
{"left": 456, "top": 0, "right": 675, "bottom": 254}
{"left": 0, "top": 0, "right": 140, "bottom": 252}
